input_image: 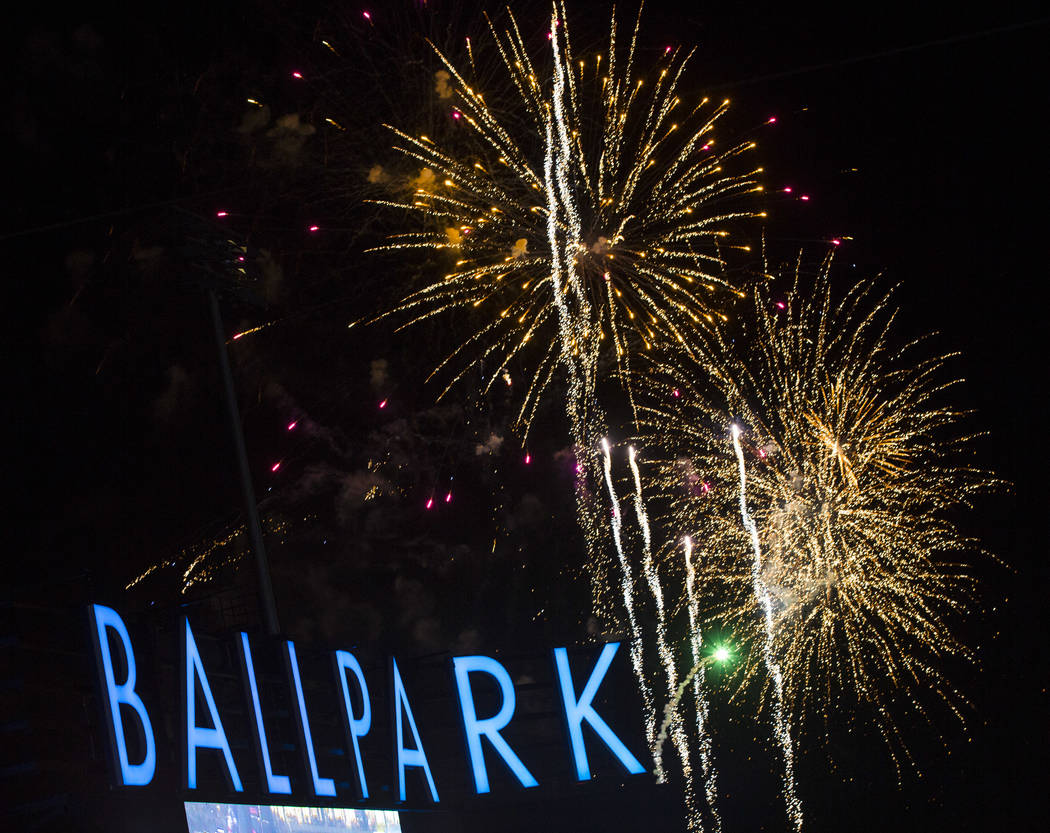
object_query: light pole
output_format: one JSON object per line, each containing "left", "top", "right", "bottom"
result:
{"left": 176, "top": 208, "right": 280, "bottom": 636}
{"left": 205, "top": 287, "right": 280, "bottom": 636}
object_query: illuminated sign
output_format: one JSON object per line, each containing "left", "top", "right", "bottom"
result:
{"left": 452, "top": 654, "right": 538, "bottom": 793}
{"left": 184, "top": 801, "right": 401, "bottom": 833}
{"left": 90, "top": 604, "right": 157, "bottom": 787}
{"left": 88, "top": 604, "right": 648, "bottom": 807}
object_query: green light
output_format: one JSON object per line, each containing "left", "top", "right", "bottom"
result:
{"left": 713, "top": 645, "right": 731, "bottom": 664}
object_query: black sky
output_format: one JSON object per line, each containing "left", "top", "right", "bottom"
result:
{"left": 6, "top": 2, "right": 1048, "bottom": 832}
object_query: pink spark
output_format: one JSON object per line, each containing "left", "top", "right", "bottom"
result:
{"left": 672, "top": 388, "right": 681, "bottom": 398}
{"left": 287, "top": 421, "right": 297, "bottom": 431}
{"left": 800, "top": 194, "right": 810, "bottom": 201}
{"left": 758, "top": 448, "right": 767, "bottom": 459}
{"left": 451, "top": 110, "right": 461, "bottom": 120}
{"left": 378, "top": 399, "right": 388, "bottom": 409}
{"left": 308, "top": 225, "right": 319, "bottom": 232}
{"left": 362, "top": 11, "right": 371, "bottom": 21}
{"left": 783, "top": 186, "right": 792, "bottom": 193}
{"left": 216, "top": 211, "right": 228, "bottom": 218}
{"left": 271, "top": 462, "right": 281, "bottom": 472}
{"left": 426, "top": 498, "right": 434, "bottom": 510}
{"left": 701, "top": 143, "right": 712, "bottom": 151}
{"left": 831, "top": 238, "right": 842, "bottom": 246}
{"left": 664, "top": 45, "right": 672, "bottom": 54}
{"left": 445, "top": 491, "right": 452, "bottom": 503}
{"left": 524, "top": 453, "right": 531, "bottom": 464}
{"left": 232, "top": 332, "right": 245, "bottom": 340}
{"left": 575, "top": 464, "right": 582, "bottom": 474}
{"left": 766, "top": 116, "right": 777, "bottom": 124}
{"left": 291, "top": 71, "right": 303, "bottom": 80}
{"left": 701, "top": 481, "right": 712, "bottom": 494}
{"left": 237, "top": 256, "right": 245, "bottom": 262}
{"left": 775, "top": 301, "right": 786, "bottom": 310}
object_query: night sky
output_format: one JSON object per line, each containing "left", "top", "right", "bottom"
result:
{"left": 6, "top": 2, "right": 1048, "bottom": 832}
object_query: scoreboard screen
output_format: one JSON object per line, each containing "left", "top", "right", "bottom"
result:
{"left": 184, "top": 802, "right": 402, "bottom": 833}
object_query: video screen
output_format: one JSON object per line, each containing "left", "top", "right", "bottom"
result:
{"left": 184, "top": 801, "right": 402, "bottom": 833}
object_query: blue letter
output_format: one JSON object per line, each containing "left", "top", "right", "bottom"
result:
{"left": 90, "top": 604, "right": 156, "bottom": 786}
{"left": 184, "top": 618, "right": 243, "bottom": 791}
{"left": 239, "top": 633, "right": 291, "bottom": 795}
{"left": 287, "top": 641, "right": 336, "bottom": 797}
{"left": 553, "top": 643, "right": 645, "bottom": 780}
{"left": 391, "top": 658, "right": 438, "bottom": 802}
{"left": 334, "top": 650, "right": 371, "bottom": 799}
{"left": 452, "top": 655, "right": 538, "bottom": 793}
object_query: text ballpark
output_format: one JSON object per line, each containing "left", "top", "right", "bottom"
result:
{"left": 89, "top": 604, "right": 647, "bottom": 803}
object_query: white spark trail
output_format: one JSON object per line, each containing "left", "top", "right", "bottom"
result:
{"left": 601, "top": 439, "right": 656, "bottom": 753}
{"left": 731, "top": 424, "right": 803, "bottom": 832}
{"left": 629, "top": 447, "right": 702, "bottom": 831}
{"left": 628, "top": 450, "right": 684, "bottom": 768}
{"left": 543, "top": 5, "right": 609, "bottom": 619}
{"left": 684, "top": 536, "right": 723, "bottom": 833}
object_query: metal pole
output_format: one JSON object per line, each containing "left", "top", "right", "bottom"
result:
{"left": 206, "top": 287, "right": 281, "bottom": 635}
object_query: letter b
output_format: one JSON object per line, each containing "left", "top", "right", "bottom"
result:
{"left": 90, "top": 604, "right": 156, "bottom": 786}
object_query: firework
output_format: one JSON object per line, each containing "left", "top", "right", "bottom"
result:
{"left": 602, "top": 439, "right": 709, "bottom": 832}
{"left": 631, "top": 445, "right": 707, "bottom": 830}
{"left": 682, "top": 535, "right": 722, "bottom": 833}
{"left": 731, "top": 421, "right": 803, "bottom": 831}
{"left": 366, "top": 1, "right": 763, "bottom": 656}
{"left": 367, "top": 2, "right": 762, "bottom": 438}
{"left": 627, "top": 446, "right": 690, "bottom": 785}
{"left": 126, "top": 515, "right": 309, "bottom": 595}
{"left": 599, "top": 438, "right": 656, "bottom": 748}
{"left": 368, "top": 6, "right": 762, "bottom": 826}
{"left": 641, "top": 255, "right": 996, "bottom": 773}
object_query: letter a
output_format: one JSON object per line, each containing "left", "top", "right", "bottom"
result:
{"left": 391, "top": 658, "right": 439, "bottom": 802}
{"left": 184, "top": 618, "right": 243, "bottom": 791}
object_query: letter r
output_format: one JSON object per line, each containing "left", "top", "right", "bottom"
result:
{"left": 452, "top": 655, "right": 538, "bottom": 793}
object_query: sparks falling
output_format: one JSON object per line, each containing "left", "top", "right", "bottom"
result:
{"left": 683, "top": 536, "right": 723, "bottom": 833}
{"left": 640, "top": 255, "right": 998, "bottom": 770}
{"left": 369, "top": 0, "right": 762, "bottom": 631}
{"left": 732, "top": 422, "right": 803, "bottom": 832}
{"left": 600, "top": 438, "right": 656, "bottom": 751}
{"left": 630, "top": 445, "right": 705, "bottom": 832}
{"left": 629, "top": 447, "right": 687, "bottom": 780}
{"left": 369, "top": 1, "right": 761, "bottom": 439}
{"left": 366, "top": 6, "right": 768, "bottom": 823}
